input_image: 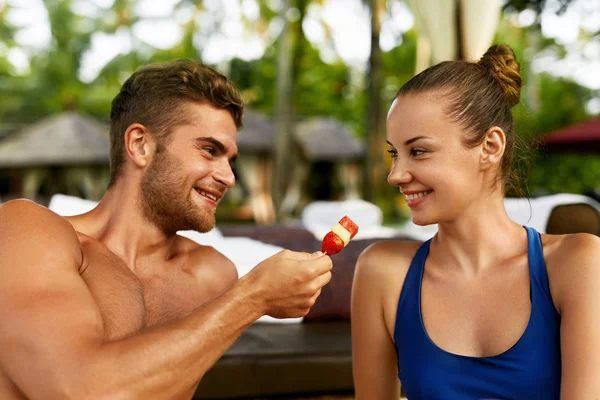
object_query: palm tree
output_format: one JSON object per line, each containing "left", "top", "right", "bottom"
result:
{"left": 361, "top": 0, "right": 386, "bottom": 204}
{"left": 271, "top": 0, "right": 309, "bottom": 221}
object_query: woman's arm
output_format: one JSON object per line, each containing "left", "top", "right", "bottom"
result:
{"left": 351, "top": 242, "right": 405, "bottom": 400}
{"left": 554, "top": 234, "right": 600, "bottom": 398}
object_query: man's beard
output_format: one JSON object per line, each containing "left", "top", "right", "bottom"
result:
{"left": 140, "top": 150, "right": 216, "bottom": 234}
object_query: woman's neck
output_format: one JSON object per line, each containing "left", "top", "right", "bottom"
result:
{"left": 432, "top": 193, "right": 528, "bottom": 276}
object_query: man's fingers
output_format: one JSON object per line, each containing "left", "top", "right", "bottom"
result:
{"left": 307, "top": 251, "right": 325, "bottom": 259}
{"left": 300, "top": 253, "right": 333, "bottom": 277}
{"left": 315, "top": 271, "right": 332, "bottom": 289}
{"left": 317, "top": 254, "right": 333, "bottom": 274}
{"left": 278, "top": 249, "right": 324, "bottom": 261}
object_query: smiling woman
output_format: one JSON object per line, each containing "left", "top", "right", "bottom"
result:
{"left": 351, "top": 43, "right": 600, "bottom": 400}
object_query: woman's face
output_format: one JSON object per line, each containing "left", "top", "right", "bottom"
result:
{"left": 386, "top": 92, "right": 486, "bottom": 226}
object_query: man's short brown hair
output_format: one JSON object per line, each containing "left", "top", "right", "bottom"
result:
{"left": 108, "top": 59, "right": 244, "bottom": 187}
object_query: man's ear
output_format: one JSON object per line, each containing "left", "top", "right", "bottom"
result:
{"left": 124, "top": 123, "right": 155, "bottom": 168}
{"left": 480, "top": 126, "right": 506, "bottom": 171}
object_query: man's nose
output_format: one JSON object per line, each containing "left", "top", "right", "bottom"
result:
{"left": 213, "top": 161, "right": 236, "bottom": 189}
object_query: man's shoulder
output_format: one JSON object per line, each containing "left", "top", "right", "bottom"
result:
{"left": 1, "top": 198, "right": 45, "bottom": 216}
{"left": 0, "top": 199, "right": 78, "bottom": 238}
{"left": 0, "top": 199, "right": 83, "bottom": 267}
{"left": 175, "top": 234, "right": 238, "bottom": 282}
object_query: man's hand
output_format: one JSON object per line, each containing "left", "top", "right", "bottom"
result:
{"left": 243, "top": 250, "right": 333, "bottom": 319}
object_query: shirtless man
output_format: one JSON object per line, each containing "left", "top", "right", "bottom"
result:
{"left": 0, "top": 60, "right": 332, "bottom": 399}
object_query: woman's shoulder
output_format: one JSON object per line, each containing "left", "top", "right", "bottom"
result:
{"left": 358, "top": 239, "right": 423, "bottom": 269}
{"left": 542, "top": 232, "right": 600, "bottom": 265}
{"left": 352, "top": 239, "right": 425, "bottom": 337}
{"left": 542, "top": 232, "right": 600, "bottom": 314}
{"left": 354, "top": 239, "right": 424, "bottom": 288}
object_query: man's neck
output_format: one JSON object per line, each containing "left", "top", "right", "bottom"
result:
{"left": 67, "top": 179, "right": 179, "bottom": 272}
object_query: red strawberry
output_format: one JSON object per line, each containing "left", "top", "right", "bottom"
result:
{"left": 321, "top": 231, "right": 345, "bottom": 255}
{"left": 339, "top": 216, "right": 359, "bottom": 239}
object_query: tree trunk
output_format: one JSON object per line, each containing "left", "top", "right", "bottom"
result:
{"left": 456, "top": 0, "right": 466, "bottom": 60}
{"left": 362, "top": 0, "right": 386, "bottom": 203}
{"left": 271, "top": 0, "right": 305, "bottom": 221}
{"left": 525, "top": 20, "right": 541, "bottom": 112}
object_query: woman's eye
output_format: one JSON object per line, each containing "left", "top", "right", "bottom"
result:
{"left": 387, "top": 149, "right": 398, "bottom": 158}
{"left": 410, "top": 149, "right": 425, "bottom": 157}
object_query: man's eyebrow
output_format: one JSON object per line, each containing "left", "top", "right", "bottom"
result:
{"left": 404, "top": 136, "right": 432, "bottom": 146}
{"left": 196, "top": 136, "right": 238, "bottom": 165}
{"left": 196, "top": 137, "right": 227, "bottom": 152}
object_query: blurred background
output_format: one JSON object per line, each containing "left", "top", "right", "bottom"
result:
{"left": 1, "top": 2, "right": 599, "bottom": 398}
{"left": 0, "top": 0, "right": 599, "bottom": 227}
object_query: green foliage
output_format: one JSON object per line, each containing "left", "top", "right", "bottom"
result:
{"left": 294, "top": 44, "right": 364, "bottom": 133}
{"left": 229, "top": 40, "right": 368, "bottom": 136}
{"left": 516, "top": 71, "right": 599, "bottom": 194}
{"left": 0, "top": 0, "right": 598, "bottom": 205}
{"left": 0, "top": 0, "right": 132, "bottom": 122}
{"left": 514, "top": 73, "right": 593, "bottom": 137}
{"left": 529, "top": 154, "right": 600, "bottom": 194}
{"left": 228, "top": 49, "right": 278, "bottom": 114}
{"left": 494, "top": 16, "right": 598, "bottom": 197}
{"left": 503, "top": 0, "right": 575, "bottom": 15}
{"left": 381, "top": 29, "right": 418, "bottom": 105}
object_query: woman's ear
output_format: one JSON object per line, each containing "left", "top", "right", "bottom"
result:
{"left": 124, "top": 123, "right": 156, "bottom": 168}
{"left": 480, "top": 126, "right": 506, "bottom": 171}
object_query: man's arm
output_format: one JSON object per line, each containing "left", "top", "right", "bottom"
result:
{"left": 0, "top": 200, "right": 332, "bottom": 400}
{"left": 554, "top": 233, "right": 600, "bottom": 399}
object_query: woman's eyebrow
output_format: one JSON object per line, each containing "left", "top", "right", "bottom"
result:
{"left": 386, "top": 136, "right": 432, "bottom": 147}
{"left": 404, "top": 136, "right": 432, "bottom": 146}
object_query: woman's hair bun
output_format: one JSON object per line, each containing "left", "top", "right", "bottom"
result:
{"left": 478, "top": 44, "right": 522, "bottom": 108}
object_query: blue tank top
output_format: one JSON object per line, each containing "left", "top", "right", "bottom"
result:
{"left": 394, "top": 226, "right": 561, "bottom": 399}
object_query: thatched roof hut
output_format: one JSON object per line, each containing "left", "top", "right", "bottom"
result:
{"left": 0, "top": 123, "right": 22, "bottom": 141}
{"left": 0, "top": 111, "right": 110, "bottom": 168}
{"left": 221, "top": 113, "right": 366, "bottom": 222}
{"left": 294, "top": 117, "right": 364, "bottom": 162}
{"left": 237, "top": 110, "right": 275, "bottom": 154}
{"left": 0, "top": 112, "right": 111, "bottom": 202}
{"left": 236, "top": 113, "right": 365, "bottom": 161}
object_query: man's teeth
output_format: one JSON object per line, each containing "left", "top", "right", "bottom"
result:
{"left": 406, "top": 190, "right": 432, "bottom": 201}
{"left": 196, "top": 189, "right": 218, "bottom": 201}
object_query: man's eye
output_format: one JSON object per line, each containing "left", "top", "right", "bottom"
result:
{"left": 203, "top": 147, "right": 215, "bottom": 155}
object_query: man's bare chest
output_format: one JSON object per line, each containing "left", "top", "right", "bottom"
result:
{"left": 78, "top": 241, "right": 210, "bottom": 341}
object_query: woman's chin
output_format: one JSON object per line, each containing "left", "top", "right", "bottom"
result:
{"left": 410, "top": 214, "right": 437, "bottom": 227}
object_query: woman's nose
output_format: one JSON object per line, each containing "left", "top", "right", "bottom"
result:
{"left": 387, "top": 160, "right": 412, "bottom": 186}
